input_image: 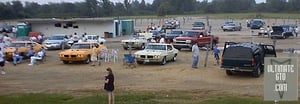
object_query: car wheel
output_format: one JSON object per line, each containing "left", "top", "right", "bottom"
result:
{"left": 226, "top": 70, "right": 233, "bottom": 76}
{"left": 253, "top": 66, "right": 261, "bottom": 78}
{"left": 137, "top": 61, "right": 143, "bottom": 64}
{"left": 85, "top": 56, "right": 91, "bottom": 64}
{"left": 63, "top": 61, "right": 69, "bottom": 64}
{"left": 161, "top": 57, "right": 167, "bottom": 65}
{"left": 172, "top": 54, "right": 177, "bottom": 61}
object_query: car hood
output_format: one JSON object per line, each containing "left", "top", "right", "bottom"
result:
{"left": 135, "top": 49, "right": 165, "bottom": 55}
{"left": 174, "top": 37, "right": 197, "bottom": 41}
{"left": 60, "top": 49, "right": 90, "bottom": 54}
{"left": 44, "top": 40, "right": 63, "bottom": 43}
{"left": 272, "top": 26, "right": 284, "bottom": 32}
{"left": 121, "top": 39, "right": 141, "bottom": 42}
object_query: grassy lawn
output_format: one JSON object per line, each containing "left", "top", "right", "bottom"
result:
{"left": 0, "top": 92, "right": 299, "bottom": 104}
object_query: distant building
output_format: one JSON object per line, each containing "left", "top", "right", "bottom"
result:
{"left": 19, "top": 18, "right": 115, "bottom": 37}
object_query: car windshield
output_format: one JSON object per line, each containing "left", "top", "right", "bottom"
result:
{"left": 193, "top": 22, "right": 205, "bottom": 27}
{"left": 182, "top": 31, "right": 198, "bottom": 37}
{"left": 251, "top": 21, "right": 262, "bottom": 25}
{"left": 9, "top": 43, "right": 27, "bottom": 47}
{"left": 226, "top": 23, "right": 235, "bottom": 26}
{"left": 49, "top": 36, "right": 65, "bottom": 40}
{"left": 71, "top": 44, "right": 91, "bottom": 49}
{"left": 223, "top": 47, "right": 252, "bottom": 58}
{"left": 145, "top": 44, "right": 166, "bottom": 50}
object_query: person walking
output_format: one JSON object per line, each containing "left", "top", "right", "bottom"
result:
{"left": 104, "top": 67, "right": 115, "bottom": 104}
{"left": 212, "top": 45, "right": 220, "bottom": 65}
{"left": 191, "top": 42, "right": 199, "bottom": 68}
{"left": 0, "top": 47, "right": 6, "bottom": 75}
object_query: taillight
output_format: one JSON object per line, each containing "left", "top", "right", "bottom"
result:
{"left": 251, "top": 58, "right": 255, "bottom": 66}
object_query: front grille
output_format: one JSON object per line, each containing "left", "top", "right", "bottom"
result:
{"left": 64, "top": 55, "right": 69, "bottom": 57}
{"left": 148, "top": 56, "right": 154, "bottom": 59}
{"left": 141, "top": 55, "right": 146, "bottom": 58}
{"left": 175, "top": 41, "right": 186, "bottom": 44}
{"left": 71, "top": 55, "right": 76, "bottom": 58}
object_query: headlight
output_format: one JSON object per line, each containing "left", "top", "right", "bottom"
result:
{"left": 186, "top": 40, "right": 191, "bottom": 43}
{"left": 135, "top": 54, "right": 140, "bottom": 58}
{"left": 77, "top": 54, "right": 83, "bottom": 57}
{"left": 154, "top": 55, "right": 160, "bottom": 58}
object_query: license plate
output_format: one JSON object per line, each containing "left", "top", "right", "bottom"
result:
{"left": 144, "top": 59, "right": 150, "bottom": 62}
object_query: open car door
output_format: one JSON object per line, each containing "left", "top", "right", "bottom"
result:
{"left": 261, "top": 44, "right": 276, "bottom": 57}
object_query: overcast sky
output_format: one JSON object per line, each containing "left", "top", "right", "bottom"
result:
{"left": 1, "top": 0, "right": 266, "bottom": 4}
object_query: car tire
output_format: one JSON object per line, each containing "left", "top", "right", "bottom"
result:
{"left": 161, "top": 57, "right": 167, "bottom": 65}
{"left": 226, "top": 70, "right": 233, "bottom": 76}
{"left": 85, "top": 56, "right": 91, "bottom": 64}
{"left": 137, "top": 61, "right": 143, "bottom": 64}
{"left": 171, "top": 54, "right": 177, "bottom": 61}
{"left": 63, "top": 61, "right": 69, "bottom": 64}
{"left": 253, "top": 66, "right": 261, "bottom": 78}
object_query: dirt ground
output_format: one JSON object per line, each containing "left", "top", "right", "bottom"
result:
{"left": 0, "top": 17, "right": 300, "bottom": 98}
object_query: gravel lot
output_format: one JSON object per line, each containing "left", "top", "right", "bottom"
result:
{"left": 0, "top": 17, "right": 299, "bottom": 98}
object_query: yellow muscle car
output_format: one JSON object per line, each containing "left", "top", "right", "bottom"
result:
{"left": 59, "top": 42, "right": 107, "bottom": 64}
{"left": 5, "top": 41, "right": 44, "bottom": 60}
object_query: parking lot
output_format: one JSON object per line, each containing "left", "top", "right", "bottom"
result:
{"left": 0, "top": 17, "right": 299, "bottom": 98}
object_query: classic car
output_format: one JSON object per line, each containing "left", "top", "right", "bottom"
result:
{"left": 270, "top": 25, "right": 296, "bottom": 39}
{"left": 121, "top": 36, "right": 148, "bottom": 50}
{"left": 5, "top": 41, "right": 44, "bottom": 60}
{"left": 134, "top": 43, "right": 179, "bottom": 65}
{"left": 85, "top": 35, "right": 106, "bottom": 44}
{"left": 59, "top": 42, "right": 107, "bottom": 64}
{"left": 43, "top": 34, "right": 70, "bottom": 50}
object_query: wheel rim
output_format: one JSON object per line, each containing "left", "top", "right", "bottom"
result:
{"left": 86, "top": 57, "right": 90, "bottom": 63}
{"left": 162, "top": 57, "right": 166, "bottom": 65}
{"left": 173, "top": 56, "right": 177, "bottom": 61}
{"left": 257, "top": 67, "right": 261, "bottom": 76}
{"left": 141, "top": 45, "right": 145, "bottom": 49}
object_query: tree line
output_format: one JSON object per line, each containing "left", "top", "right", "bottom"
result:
{"left": 0, "top": 0, "right": 299, "bottom": 20}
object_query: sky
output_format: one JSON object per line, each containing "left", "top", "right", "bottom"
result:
{"left": 1, "top": 0, "right": 266, "bottom": 5}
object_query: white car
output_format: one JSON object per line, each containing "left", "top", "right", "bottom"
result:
{"left": 121, "top": 36, "right": 148, "bottom": 50}
{"left": 134, "top": 43, "right": 179, "bottom": 65}
{"left": 85, "top": 35, "right": 106, "bottom": 44}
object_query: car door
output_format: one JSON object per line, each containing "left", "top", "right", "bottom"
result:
{"left": 166, "top": 45, "right": 174, "bottom": 60}
{"left": 261, "top": 45, "right": 276, "bottom": 57}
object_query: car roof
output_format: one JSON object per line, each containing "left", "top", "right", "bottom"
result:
{"left": 229, "top": 42, "right": 261, "bottom": 51}
{"left": 12, "top": 41, "right": 36, "bottom": 43}
{"left": 74, "top": 42, "right": 98, "bottom": 44}
{"left": 147, "top": 43, "right": 171, "bottom": 45}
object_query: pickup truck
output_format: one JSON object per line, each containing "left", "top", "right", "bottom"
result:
{"left": 172, "top": 30, "right": 219, "bottom": 50}
{"left": 221, "top": 42, "right": 277, "bottom": 77}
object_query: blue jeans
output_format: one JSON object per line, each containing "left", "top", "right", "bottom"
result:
{"left": 192, "top": 55, "right": 199, "bottom": 68}
{"left": 13, "top": 56, "right": 23, "bottom": 64}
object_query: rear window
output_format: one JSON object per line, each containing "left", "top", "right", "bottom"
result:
{"left": 223, "top": 47, "right": 252, "bottom": 58}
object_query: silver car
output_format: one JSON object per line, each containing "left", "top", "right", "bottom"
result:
{"left": 222, "top": 22, "right": 242, "bottom": 31}
{"left": 43, "top": 34, "right": 69, "bottom": 50}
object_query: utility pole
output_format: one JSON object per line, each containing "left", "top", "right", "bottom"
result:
{"left": 204, "top": 16, "right": 210, "bottom": 67}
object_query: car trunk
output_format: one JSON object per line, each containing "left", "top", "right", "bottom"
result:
{"left": 271, "top": 26, "right": 284, "bottom": 35}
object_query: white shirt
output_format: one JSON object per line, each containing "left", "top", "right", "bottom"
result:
{"left": 0, "top": 51, "right": 4, "bottom": 62}
{"left": 159, "top": 37, "right": 165, "bottom": 43}
{"left": 192, "top": 44, "right": 199, "bottom": 57}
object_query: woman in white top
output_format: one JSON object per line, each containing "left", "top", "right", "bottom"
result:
{"left": 28, "top": 50, "right": 44, "bottom": 66}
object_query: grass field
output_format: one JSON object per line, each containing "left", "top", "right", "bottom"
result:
{"left": 0, "top": 92, "right": 299, "bottom": 104}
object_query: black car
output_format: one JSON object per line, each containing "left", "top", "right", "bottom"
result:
{"left": 221, "top": 42, "right": 276, "bottom": 77}
{"left": 250, "top": 19, "right": 264, "bottom": 29}
{"left": 270, "top": 25, "right": 296, "bottom": 39}
{"left": 165, "top": 21, "right": 177, "bottom": 29}
{"left": 165, "top": 30, "right": 183, "bottom": 43}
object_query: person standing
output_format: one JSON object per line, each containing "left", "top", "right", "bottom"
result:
{"left": 191, "top": 42, "right": 199, "bottom": 68}
{"left": 90, "top": 44, "right": 98, "bottom": 66}
{"left": 0, "top": 48, "right": 6, "bottom": 75}
{"left": 104, "top": 67, "right": 115, "bottom": 104}
{"left": 212, "top": 46, "right": 220, "bottom": 65}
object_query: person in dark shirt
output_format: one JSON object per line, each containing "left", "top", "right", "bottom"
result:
{"left": 104, "top": 67, "right": 114, "bottom": 104}
{"left": 212, "top": 46, "right": 220, "bottom": 65}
